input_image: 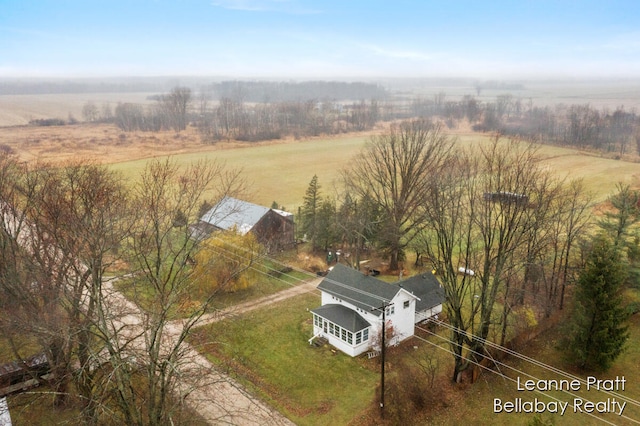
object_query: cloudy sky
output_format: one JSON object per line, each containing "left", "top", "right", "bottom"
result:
{"left": 1, "top": 0, "right": 639, "bottom": 79}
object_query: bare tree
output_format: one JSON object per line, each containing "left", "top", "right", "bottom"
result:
{"left": 420, "top": 149, "right": 478, "bottom": 382}
{"left": 0, "top": 157, "right": 130, "bottom": 416}
{"left": 0, "top": 155, "right": 257, "bottom": 424}
{"left": 419, "top": 138, "right": 589, "bottom": 382}
{"left": 343, "top": 119, "right": 454, "bottom": 271}
{"left": 161, "top": 86, "right": 192, "bottom": 132}
{"left": 82, "top": 101, "right": 99, "bottom": 122}
{"left": 117, "top": 157, "right": 247, "bottom": 425}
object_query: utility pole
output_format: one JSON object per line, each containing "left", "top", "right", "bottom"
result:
{"left": 372, "top": 301, "right": 393, "bottom": 419}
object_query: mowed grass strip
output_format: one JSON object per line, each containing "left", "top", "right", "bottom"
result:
{"left": 109, "top": 135, "right": 369, "bottom": 211}
{"left": 188, "top": 292, "right": 378, "bottom": 426}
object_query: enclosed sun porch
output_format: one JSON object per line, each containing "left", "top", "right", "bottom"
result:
{"left": 309, "top": 304, "right": 372, "bottom": 357}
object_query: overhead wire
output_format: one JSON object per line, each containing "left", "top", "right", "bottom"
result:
{"left": 200, "top": 235, "right": 640, "bottom": 423}
{"left": 414, "top": 323, "right": 640, "bottom": 424}
{"left": 421, "top": 319, "right": 640, "bottom": 410}
{"left": 409, "top": 331, "right": 621, "bottom": 426}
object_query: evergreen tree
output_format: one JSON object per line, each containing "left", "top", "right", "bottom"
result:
{"left": 569, "top": 235, "right": 629, "bottom": 371}
{"left": 300, "top": 175, "right": 321, "bottom": 249}
{"left": 316, "top": 198, "right": 338, "bottom": 251}
{"left": 598, "top": 182, "right": 640, "bottom": 248}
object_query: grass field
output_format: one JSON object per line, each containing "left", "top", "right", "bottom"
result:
{"left": 187, "top": 282, "right": 640, "bottom": 426}
{"left": 109, "top": 133, "right": 371, "bottom": 210}
{"left": 2, "top": 120, "right": 637, "bottom": 211}
{"left": 188, "top": 292, "right": 380, "bottom": 426}
{"left": 107, "top": 131, "right": 640, "bottom": 212}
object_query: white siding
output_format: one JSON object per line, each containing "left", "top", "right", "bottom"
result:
{"left": 312, "top": 322, "right": 371, "bottom": 357}
{"left": 316, "top": 289, "right": 419, "bottom": 357}
{"left": 386, "top": 290, "right": 416, "bottom": 344}
{"left": 0, "top": 397, "right": 12, "bottom": 426}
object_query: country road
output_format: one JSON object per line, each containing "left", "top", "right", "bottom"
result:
{"left": 105, "top": 276, "right": 321, "bottom": 425}
{"left": 167, "top": 279, "right": 320, "bottom": 331}
{"left": 3, "top": 199, "right": 320, "bottom": 425}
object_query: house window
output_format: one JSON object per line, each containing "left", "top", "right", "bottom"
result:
{"left": 341, "top": 329, "right": 347, "bottom": 341}
{"left": 385, "top": 306, "right": 395, "bottom": 316}
{"left": 347, "top": 331, "right": 353, "bottom": 345}
{"left": 403, "top": 300, "right": 410, "bottom": 309}
{"left": 363, "top": 329, "right": 369, "bottom": 342}
{"left": 329, "top": 323, "right": 334, "bottom": 335}
{"left": 355, "top": 332, "right": 362, "bottom": 345}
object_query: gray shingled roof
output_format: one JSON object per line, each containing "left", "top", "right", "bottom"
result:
{"left": 311, "top": 304, "right": 371, "bottom": 332}
{"left": 200, "top": 197, "right": 270, "bottom": 235}
{"left": 395, "top": 272, "right": 445, "bottom": 311}
{"left": 317, "top": 264, "right": 401, "bottom": 314}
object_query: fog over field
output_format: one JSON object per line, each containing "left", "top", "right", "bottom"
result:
{"left": 1, "top": 77, "right": 639, "bottom": 127}
{"left": 2, "top": 1, "right": 639, "bottom": 124}
{"left": 3, "top": 2, "right": 640, "bottom": 425}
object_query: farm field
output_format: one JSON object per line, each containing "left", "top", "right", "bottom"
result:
{"left": 1, "top": 121, "right": 638, "bottom": 211}
{"left": 0, "top": 92, "right": 155, "bottom": 127}
{"left": 3, "top": 87, "right": 640, "bottom": 425}
{"left": 2, "top": 79, "right": 640, "bottom": 128}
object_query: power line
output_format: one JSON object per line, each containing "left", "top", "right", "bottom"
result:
{"left": 203, "top": 237, "right": 394, "bottom": 308}
{"left": 202, "top": 236, "right": 640, "bottom": 423}
{"left": 410, "top": 331, "right": 622, "bottom": 426}
{"left": 422, "top": 319, "right": 640, "bottom": 410}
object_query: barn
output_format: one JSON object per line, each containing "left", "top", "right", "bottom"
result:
{"left": 196, "top": 197, "right": 295, "bottom": 252}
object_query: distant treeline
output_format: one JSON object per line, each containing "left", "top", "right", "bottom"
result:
{"left": 409, "top": 94, "right": 640, "bottom": 156}
{"left": 200, "top": 80, "right": 388, "bottom": 103}
{"left": 62, "top": 80, "right": 640, "bottom": 156}
{"left": 0, "top": 78, "right": 387, "bottom": 99}
{"left": 0, "top": 79, "right": 168, "bottom": 95}
{"left": 198, "top": 98, "right": 385, "bottom": 142}
{"left": 105, "top": 83, "right": 388, "bottom": 140}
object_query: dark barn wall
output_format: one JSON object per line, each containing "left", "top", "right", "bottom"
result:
{"left": 253, "top": 211, "right": 295, "bottom": 252}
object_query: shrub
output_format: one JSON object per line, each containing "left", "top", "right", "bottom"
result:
{"left": 28, "top": 118, "right": 66, "bottom": 126}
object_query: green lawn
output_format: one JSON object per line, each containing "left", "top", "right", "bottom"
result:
{"left": 186, "top": 284, "right": 640, "bottom": 426}
{"left": 188, "top": 293, "right": 379, "bottom": 426}
{"left": 114, "top": 259, "right": 309, "bottom": 317}
{"left": 107, "top": 133, "right": 640, "bottom": 215}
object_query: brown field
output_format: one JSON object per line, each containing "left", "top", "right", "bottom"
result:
{"left": 0, "top": 122, "right": 211, "bottom": 164}
{"left": 0, "top": 92, "right": 154, "bottom": 126}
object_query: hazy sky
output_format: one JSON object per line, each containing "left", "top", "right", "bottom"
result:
{"left": 2, "top": 0, "right": 639, "bottom": 79}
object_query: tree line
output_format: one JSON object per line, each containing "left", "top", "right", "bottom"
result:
{"left": 73, "top": 80, "right": 640, "bottom": 159}
{"left": 411, "top": 94, "right": 640, "bottom": 156}
{"left": 0, "top": 153, "right": 252, "bottom": 425}
{"left": 298, "top": 119, "right": 635, "bottom": 381}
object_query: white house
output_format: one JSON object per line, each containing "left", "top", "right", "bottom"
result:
{"left": 395, "top": 272, "right": 445, "bottom": 323}
{"left": 310, "top": 264, "right": 444, "bottom": 357}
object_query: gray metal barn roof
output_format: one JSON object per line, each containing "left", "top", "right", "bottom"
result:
{"left": 200, "top": 196, "right": 270, "bottom": 235}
